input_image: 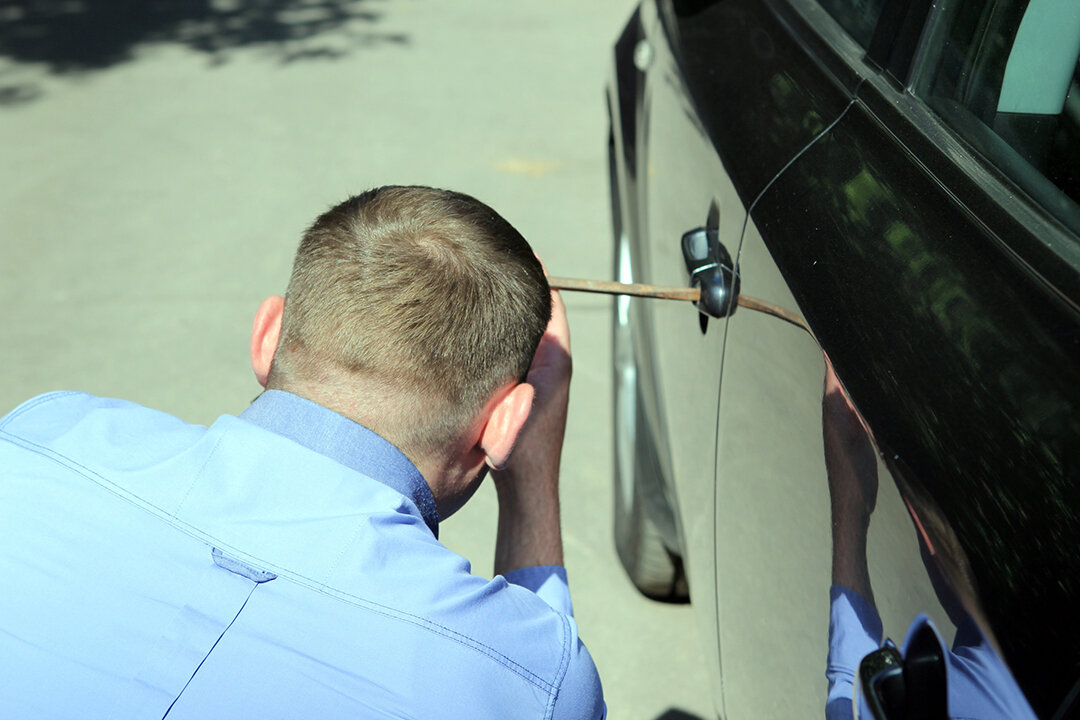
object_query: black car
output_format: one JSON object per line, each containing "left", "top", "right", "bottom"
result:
{"left": 606, "top": 0, "right": 1080, "bottom": 717}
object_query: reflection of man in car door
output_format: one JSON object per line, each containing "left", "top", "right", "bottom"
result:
{"left": 821, "top": 360, "right": 1037, "bottom": 720}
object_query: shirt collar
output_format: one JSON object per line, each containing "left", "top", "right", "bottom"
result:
{"left": 239, "top": 390, "right": 439, "bottom": 537}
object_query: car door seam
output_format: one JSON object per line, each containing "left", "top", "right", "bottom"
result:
{"left": 747, "top": 95, "right": 858, "bottom": 220}
{"left": 732, "top": 94, "right": 860, "bottom": 309}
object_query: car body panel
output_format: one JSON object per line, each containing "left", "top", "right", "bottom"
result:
{"left": 712, "top": 209, "right": 957, "bottom": 718}
{"left": 629, "top": 1, "right": 736, "bottom": 695}
{"left": 609, "top": 0, "right": 1080, "bottom": 717}
{"left": 613, "top": 0, "right": 871, "bottom": 706}
{"left": 658, "top": 0, "right": 857, "bottom": 206}
{"left": 750, "top": 91, "right": 1080, "bottom": 719}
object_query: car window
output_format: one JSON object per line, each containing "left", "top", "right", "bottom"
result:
{"left": 913, "top": 0, "right": 1080, "bottom": 237}
{"left": 815, "top": 0, "right": 888, "bottom": 48}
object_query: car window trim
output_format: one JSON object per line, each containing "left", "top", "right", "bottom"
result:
{"left": 866, "top": 0, "right": 935, "bottom": 85}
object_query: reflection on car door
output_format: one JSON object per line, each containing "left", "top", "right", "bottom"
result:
{"left": 630, "top": 0, "right": 876, "bottom": 708}
{"left": 717, "top": 2, "right": 1080, "bottom": 717}
{"left": 630, "top": 1, "right": 863, "bottom": 711}
{"left": 715, "top": 203, "right": 952, "bottom": 718}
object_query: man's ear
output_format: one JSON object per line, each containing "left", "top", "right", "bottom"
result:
{"left": 250, "top": 296, "right": 285, "bottom": 388}
{"left": 479, "top": 383, "right": 535, "bottom": 470}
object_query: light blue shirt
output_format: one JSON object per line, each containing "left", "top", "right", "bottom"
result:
{"left": 0, "top": 390, "right": 604, "bottom": 719}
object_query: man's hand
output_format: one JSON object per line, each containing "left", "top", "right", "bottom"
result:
{"left": 491, "top": 288, "right": 571, "bottom": 575}
{"left": 501, "top": 287, "right": 572, "bottom": 483}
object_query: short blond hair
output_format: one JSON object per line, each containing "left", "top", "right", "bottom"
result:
{"left": 269, "top": 187, "right": 550, "bottom": 452}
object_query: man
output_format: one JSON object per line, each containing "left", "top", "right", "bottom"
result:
{"left": 0, "top": 186, "right": 605, "bottom": 718}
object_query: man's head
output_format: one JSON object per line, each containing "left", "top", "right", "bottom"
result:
{"left": 250, "top": 186, "right": 551, "bottom": 469}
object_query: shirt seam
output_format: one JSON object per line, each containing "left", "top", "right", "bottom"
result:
{"left": 277, "top": 575, "right": 558, "bottom": 693}
{"left": 172, "top": 429, "right": 227, "bottom": 516}
{"left": 0, "top": 428, "right": 559, "bottom": 694}
{"left": 544, "top": 612, "right": 574, "bottom": 720}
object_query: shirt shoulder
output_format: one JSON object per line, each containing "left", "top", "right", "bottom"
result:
{"left": 0, "top": 392, "right": 212, "bottom": 510}
{"left": 1, "top": 391, "right": 98, "bottom": 429}
{"left": 1, "top": 391, "right": 195, "bottom": 442}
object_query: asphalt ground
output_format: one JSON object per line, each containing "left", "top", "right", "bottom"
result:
{"left": 0, "top": 2, "right": 713, "bottom": 717}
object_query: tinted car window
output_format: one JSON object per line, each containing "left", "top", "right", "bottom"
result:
{"left": 914, "top": 0, "right": 1080, "bottom": 236}
{"left": 815, "top": 0, "right": 888, "bottom": 48}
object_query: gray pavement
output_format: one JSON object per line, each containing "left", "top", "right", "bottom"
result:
{"left": 0, "top": 2, "right": 712, "bottom": 717}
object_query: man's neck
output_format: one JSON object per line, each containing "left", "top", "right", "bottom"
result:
{"left": 268, "top": 379, "right": 485, "bottom": 521}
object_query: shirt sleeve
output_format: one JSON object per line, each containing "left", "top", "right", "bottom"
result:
{"left": 551, "top": 616, "right": 607, "bottom": 720}
{"left": 503, "top": 565, "right": 575, "bottom": 617}
{"left": 827, "top": 585, "right": 883, "bottom": 720}
{"left": 502, "top": 567, "right": 605, "bottom": 718}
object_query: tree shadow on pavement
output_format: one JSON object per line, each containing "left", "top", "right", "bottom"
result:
{"left": 0, "top": 0, "right": 406, "bottom": 105}
{"left": 655, "top": 709, "right": 708, "bottom": 720}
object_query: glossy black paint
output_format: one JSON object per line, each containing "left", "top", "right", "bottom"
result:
{"left": 611, "top": 6, "right": 643, "bottom": 186}
{"left": 855, "top": 77, "right": 1080, "bottom": 311}
{"left": 660, "top": 0, "right": 854, "bottom": 206}
{"left": 752, "top": 96, "right": 1080, "bottom": 716}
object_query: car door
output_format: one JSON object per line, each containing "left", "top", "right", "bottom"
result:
{"left": 626, "top": 0, "right": 867, "bottom": 712}
{"left": 714, "top": 0, "right": 1080, "bottom": 717}
{"left": 621, "top": 5, "right": 749, "bottom": 700}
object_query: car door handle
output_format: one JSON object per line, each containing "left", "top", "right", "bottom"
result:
{"left": 681, "top": 227, "right": 740, "bottom": 319}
